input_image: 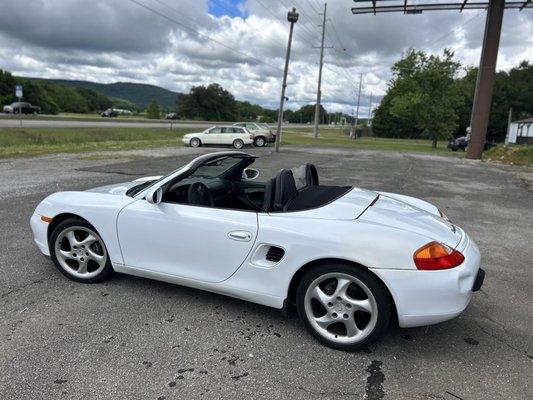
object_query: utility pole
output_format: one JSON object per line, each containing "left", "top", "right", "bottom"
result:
{"left": 275, "top": 8, "right": 299, "bottom": 153}
{"left": 313, "top": 3, "right": 329, "bottom": 139}
{"left": 467, "top": 0, "right": 505, "bottom": 159}
{"left": 353, "top": 73, "right": 363, "bottom": 138}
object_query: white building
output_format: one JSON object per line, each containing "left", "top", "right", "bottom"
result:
{"left": 506, "top": 118, "right": 533, "bottom": 145}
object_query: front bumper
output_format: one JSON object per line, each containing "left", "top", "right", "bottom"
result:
{"left": 30, "top": 212, "right": 51, "bottom": 256}
{"left": 371, "top": 231, "right": 482, "bottom": 328}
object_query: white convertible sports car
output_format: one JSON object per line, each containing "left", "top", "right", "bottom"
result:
{"left": 30, "top": 151, "right": 484, "bottom": 351}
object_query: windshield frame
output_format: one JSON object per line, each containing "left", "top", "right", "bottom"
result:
{"left": 133, "top": 152, "right": 256, "bottom": 200}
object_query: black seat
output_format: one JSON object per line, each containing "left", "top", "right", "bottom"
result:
{"left": 305, "top": 163, "right": 319, "bottom": 186}
{"left": 262, "top": 177, "right": 276, "bottom": 212}
{"left": 262, "top": 169, "right": 297, "bottom": 212}
{"left": 273, "top": 169, "right": 297, "bottom": 211}
{"left": 188, "top": 182, "right": 214, "bottom": 207}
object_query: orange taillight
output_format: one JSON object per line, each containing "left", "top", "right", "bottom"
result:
{"left": 413, "top": 241, "right": 464, "bottom": 270}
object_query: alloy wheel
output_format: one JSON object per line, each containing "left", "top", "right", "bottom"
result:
{"left": 303, "top": 272, "right": 378, "bottom": 344}
{"left": 54, "top": 226, "right": 108, "bottom": 279}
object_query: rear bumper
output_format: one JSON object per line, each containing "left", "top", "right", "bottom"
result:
{"left": 370, "top": 232, "right": 482, "bottom": 328}
{"left": 472, "top": 268, "right": 485, "bottom": 292}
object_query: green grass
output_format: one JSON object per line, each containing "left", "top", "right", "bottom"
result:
{"left": 281, "top": 128, "right": 453, "bottom": 154}
{"left": 484, "top": 144, "right": 533, "bottom": 166}
{"left": 0, "top": 126, "right": 459, "bottom": 159}
{"left": 0, "top": 127, "right": 195, "bottom": 158}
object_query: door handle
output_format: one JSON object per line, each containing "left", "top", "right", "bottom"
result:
{"left": 228, "top": 231, "right": 252, "bottom": 242}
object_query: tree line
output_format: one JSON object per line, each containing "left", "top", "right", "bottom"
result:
{"left": 0, "top": 70, "right": 137, "bottom": 114}
{"left": 176, "top": 83, "right": 337, "bottom": 123}
{"left": 372, "top": 50, "right": 532, "bottom": 145}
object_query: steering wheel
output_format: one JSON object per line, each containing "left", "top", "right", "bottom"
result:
{"left": 187, "top": 182, "right": 214, "bottom": 207}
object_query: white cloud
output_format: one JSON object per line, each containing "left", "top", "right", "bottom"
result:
{"left": 0, "top": 0, "right": 531, "bottom": 113}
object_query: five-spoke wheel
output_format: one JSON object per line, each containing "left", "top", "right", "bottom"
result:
{"left": 296, "top": 263, "right": 390, "bottom": 351}
{"left": 50, "top": 218, "right": 113, "bottom": 283}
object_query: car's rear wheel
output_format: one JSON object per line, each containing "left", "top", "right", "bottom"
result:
{"left": 50, "top": 218, "right": 113, "bottom": 283}
{"left": 190, "top": 137, "right": 201, "bottom": 148}
{"left": 254, "top": 136, "right": 266, "bottom": 147}
{"left": 296, "top": 262, "right": 391, "bottom": 351}
{"left": 233, "top": 139, "right": 244, "bottom": 149}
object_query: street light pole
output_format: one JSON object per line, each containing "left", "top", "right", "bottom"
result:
{"left": 275, "top": 8, "right": 299, "bottom": 153}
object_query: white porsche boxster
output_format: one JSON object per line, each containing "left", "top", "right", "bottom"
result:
{"left": 30, "top": 151, "right": 484, "bottom": 350}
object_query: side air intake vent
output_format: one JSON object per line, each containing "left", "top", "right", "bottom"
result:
{"left": 265, "top": 246, "right": 285, "bottom": 262}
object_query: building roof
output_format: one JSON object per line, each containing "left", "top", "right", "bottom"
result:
{"left": 512, "top": 117, "right": 533, "bottom": 124}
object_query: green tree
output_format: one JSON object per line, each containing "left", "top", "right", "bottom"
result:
{"left": 0, "top": 69, "right": 17, "bottom": 105}
{"left": 18, "top": 80, "right": 60, "bottom": 114}
{"left": 387, "top": 49, "right": 461, "bottom": 147}
{"left": 146, "top": 100, "right": 161, "bottom": 119}
{"left": 284, "top": 104, "right": 327, "bottom": 124}
{"left": 178, "top": 83, "right": 237, "bottom": 121}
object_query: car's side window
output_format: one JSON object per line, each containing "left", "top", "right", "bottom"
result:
{"left": 209, "top": 127, "right": 221, "bottom": 134}
{"left": 233, "top": 128, "right": 244, "bottom": 134}
{"left": 246, "top": 124, "right": 257, "bottom": 130}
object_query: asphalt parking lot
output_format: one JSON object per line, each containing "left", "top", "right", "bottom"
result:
{"left": 1, "top": 146, "right": 531, "bottom": 399}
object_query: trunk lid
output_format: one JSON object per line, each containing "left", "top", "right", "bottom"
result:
{"left": 358, "top": 193, "right": 462, "bottom": 248}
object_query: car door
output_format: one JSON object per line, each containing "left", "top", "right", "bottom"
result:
{"left": 116, "top": 200, "right": 258, "bottom": 283}
{"left": 219, "top": 127, "right": 234, "bottom": 145}
{"left": 204, "top": 127, "right": 222, "bottom": 144}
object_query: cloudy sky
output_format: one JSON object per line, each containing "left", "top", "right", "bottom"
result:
{"left": 0, "top": 0, "right": 531, "bottom": 115}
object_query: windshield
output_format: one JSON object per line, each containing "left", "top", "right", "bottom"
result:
{"left": 259, "top": 123, "right": 270, "bottom": 130}
{"left": 126, "top": 169, "right": 178, "bottom": 197}
{"left": 190, "top": 156, "right": 242, "bottom": 178}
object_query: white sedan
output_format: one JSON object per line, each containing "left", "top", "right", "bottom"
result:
{"left": 182, "top": 126, "right": 253, "bottom": 149}
{"left": 30, "top": 152, "right": 484, "bottom": 351}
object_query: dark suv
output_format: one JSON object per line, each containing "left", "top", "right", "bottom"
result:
{"left": 9, "top": 102, "right": 41, "bottom": 114}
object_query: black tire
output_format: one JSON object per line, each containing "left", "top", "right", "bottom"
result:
{"left": 451, "top": 148, "right": 458, "bottom": 151}
{"left": 49, "top": 217, "right": 113, "bottom": 284}
{"left": 190, "top": 137, "right": 201, "bottom": 148}
{"left": 295, "top": 262, "right": 391, "bottom": 351}
{"left": 253, "top": 136, "right": 266, "bottom": 147}
{"left": 233, "top": 139, "right": 244, "bottom": 149}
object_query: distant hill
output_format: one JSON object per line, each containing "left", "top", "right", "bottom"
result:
{"left": 32, "top": 78, "right": 182, "bottom": 110}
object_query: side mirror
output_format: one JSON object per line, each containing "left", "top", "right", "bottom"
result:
{"left": 242, "top": 168, "right": 260, "bottom": 181}
{"left": 145, "top": 186, "right": 163, "bottom": 205}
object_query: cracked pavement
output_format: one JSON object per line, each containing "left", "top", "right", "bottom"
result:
{"left": 0, "top": 146, "right": 531, "bottom": 399}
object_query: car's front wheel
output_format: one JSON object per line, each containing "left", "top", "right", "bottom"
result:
{"left": 253, "top": 136, "right": 266, "bottom": 147}
{"left": 296, "top": 262, "right": 391, "bottom": 351}
{"left": 233, "top": 139, "right": 244, "bottom": 149}
{"left": 190, "top": 137, "right": 201, "bottom": 148}
{"left": 50, "top": 218, "right": 113, "bottom": 283}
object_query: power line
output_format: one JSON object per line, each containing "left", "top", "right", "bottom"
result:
{"left": 253, "top": 0, "right": 318, "bottom": 45}
{"left": 128, "top": 0, "right": 283, "bottom": 72}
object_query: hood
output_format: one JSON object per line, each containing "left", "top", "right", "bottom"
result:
{"left": 358, "top": 192, "right": 462, "bottom": 248}
{"left": 86, "top": 176, "right": 162, "bottom": 196}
